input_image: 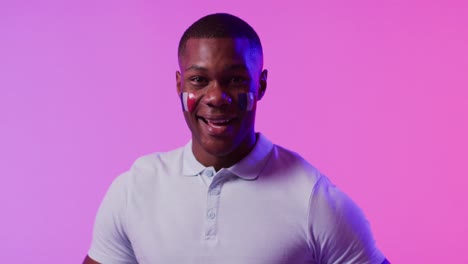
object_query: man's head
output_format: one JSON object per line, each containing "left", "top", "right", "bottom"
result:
{"left": 178, "top": 13, "right": 263, "bottom": 69}
{"left": 176, "top": 13, "right": 268, "bottom": 170}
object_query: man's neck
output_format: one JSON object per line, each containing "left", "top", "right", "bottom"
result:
{"left": 193, "top": 133, "right": 258, "bottom": 171}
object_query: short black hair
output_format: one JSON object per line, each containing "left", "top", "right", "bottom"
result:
{"left": 178, "top": 13, "right": 263, "bottom": 61}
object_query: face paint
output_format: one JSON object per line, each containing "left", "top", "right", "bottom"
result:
{"left": 181, "top": 91, "right": 254, "bottom": 112}
{"left": 238, "top": 92, "right": 255, "bottom": 111}
{"left": 180, "top": 92, "right": 196, "bottom": 112}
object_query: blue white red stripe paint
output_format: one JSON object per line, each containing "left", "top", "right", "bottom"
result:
{"left": 238, "top": 92, "right": 255, "bottom": 111}
{"left": 180, "top": 92, "right": 196, "bottom": 112}
{"left": 180, "top": 91, "right": 254, "bottom": 112}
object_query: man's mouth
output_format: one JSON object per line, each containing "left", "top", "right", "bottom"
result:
{"left": 196, "top": 115, "right": 237, "bottom": 135}
{"left": 198, "top": 116, "right": 235, "bottom": 126}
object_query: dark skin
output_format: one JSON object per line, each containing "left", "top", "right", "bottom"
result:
{"left": 83, "top": 37, "right": 390, "bottom": 264}
{"left": 176, "top": 37, "right": 267, "bottom": 171}
{"left": 82, "top": 256, "right": 99, "bottom": 264}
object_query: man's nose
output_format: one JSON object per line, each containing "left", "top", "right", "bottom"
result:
{"left": 203, "top": 82, "right": 232, "bottom": 107}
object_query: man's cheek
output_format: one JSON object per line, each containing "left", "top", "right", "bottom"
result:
{"left": 180, "top": 92, "right": 197, "bottom": 112}
{"left": 238, "top": 92, "right": 255, "bottom": 111}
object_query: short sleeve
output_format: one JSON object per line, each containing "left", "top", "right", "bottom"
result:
{"left": 88, "top": 173, "right": 137, "bottom": 264}
{"left": 308, "top": 175, "right": 386, "bottom": 264}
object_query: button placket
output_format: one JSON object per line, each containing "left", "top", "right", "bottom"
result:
{"left": 204, "top": 192, "right": 219, "bottom": 239}
{"left": 203, "top": 171, "right": 230, "bottom": 240}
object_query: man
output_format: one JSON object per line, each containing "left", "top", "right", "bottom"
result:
{"left": 84, "top": 13, "right": 389, "bottom": 264}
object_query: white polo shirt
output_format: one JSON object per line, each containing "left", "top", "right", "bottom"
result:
{"left": 88, "top": 133, "right": 385, "bottom": 264}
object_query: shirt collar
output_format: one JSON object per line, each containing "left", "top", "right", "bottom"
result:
{"left": 181, "top": 133, "right": 274, "bottom": 180}
{"left": 227, "top": 133, "right": 273, "bottom": 180}
{"left": 182, "top": 141, "right": 206, "bottom": 176}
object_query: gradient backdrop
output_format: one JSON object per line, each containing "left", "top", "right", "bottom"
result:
{"left": 1, "top": 0, "right": 467, "bottom": 263}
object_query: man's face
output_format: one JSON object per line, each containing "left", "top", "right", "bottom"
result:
{"left": 176, "top": 37, "right": 267, "bottom": 165}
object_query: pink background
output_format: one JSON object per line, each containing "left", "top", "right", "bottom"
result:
{"left": 1, "top": 0, "right": 467, "bottom": 263}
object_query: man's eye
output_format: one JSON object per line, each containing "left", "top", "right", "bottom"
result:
{"left": 229, "top": 77, "right": 247, "bottom": 85}
{"left": 189, "top": 77, "right": 208, "bottom": 86}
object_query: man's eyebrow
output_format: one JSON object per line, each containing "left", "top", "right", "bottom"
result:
{"left": 224, "top": 64, "right": 248, "bottom": 71}
{"left": 185, "top": 64, "right": 249, "bottom": 72}
{"left": 185, "top": 65, "right": 208, "bottom": 72}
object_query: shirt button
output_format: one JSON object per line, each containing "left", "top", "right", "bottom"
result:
{"left": 209, "top": 188, "right": 220, "bottom": 195}
{"left": 207, "top": 209, "right": 216, "bottom": 219}
{"left": 205, "top": 170, "right": 214, "bottom": 177}
{"left": 206, "top": 227, "right": 215, "bottom": 236}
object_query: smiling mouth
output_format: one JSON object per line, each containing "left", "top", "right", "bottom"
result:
{"left": 198, "top": 116, "right": 234, "bottom": 126}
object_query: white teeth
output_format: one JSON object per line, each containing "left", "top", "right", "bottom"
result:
{"left": 207, "top": 119, "right": 230, "bottom": 125}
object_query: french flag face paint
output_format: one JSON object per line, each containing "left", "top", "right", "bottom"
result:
{"left": 181, "top": 91, "right": 254, "bottom": 112}
{"left": 238, "top": 92, "right": 255, "bottom": 111}
{"left": 180, "top": 92, "right": 196, "bottom": 112}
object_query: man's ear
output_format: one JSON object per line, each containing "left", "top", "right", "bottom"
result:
{"left": 176, "top": 71, "right": 182, "bottom": 95}
{"left": 257, "top": 69, "right": 268, "bottom": 101}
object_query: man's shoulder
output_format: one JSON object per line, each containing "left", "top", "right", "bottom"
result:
{"left": 113, "top": 143, "right": 188, "bottom": 187}
{"left": 259, "top": 140, "right": 324, "bottom": 191}
{"left": 270, "top": 142, "right": 319, "bottom": 173}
